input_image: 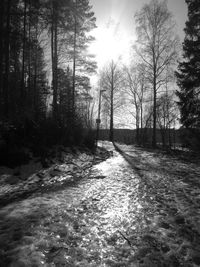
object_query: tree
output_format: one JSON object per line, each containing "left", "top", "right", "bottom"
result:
{"left": 134, "top": 0, "right": 179, "bottom": 147}
{"left": 3, "top": 0, "right": 11, "bottom": 118}
{"left": 0, "top": 0, "right": 5, "bottom": 111}
{"left": 20, "top": 0, "right": 27, "bottom": 104}
{"left": 42, "top": 0, "right": 71, "bottom": 121}
{"left": 123, "top": 63, "right": 147, "bottom": 143}
{"left": 44, "top": 0, "right": 68, "bottom": 121}
{"left": 157, "top": 93, "right": 178, "bottom": 148}
{"left": 0, "top": 0, "right": 97, "bottom": 151}
{"left": 70, "top": 0, "right": 97, "bottom": 115}
{"left": 176, "top": 0, "right": 200, "bottom": 129}
{"left": 43, "top": 0, "right": 96, "bottom": 123}
{"left": 100, "top": 60, "right": 123, "bottom": 142}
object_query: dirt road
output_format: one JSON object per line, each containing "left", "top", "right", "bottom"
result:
{"left": 0, "top": 142, "right": 200, "bottom": 266}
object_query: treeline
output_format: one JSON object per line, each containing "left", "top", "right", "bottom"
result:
{"left": 99, "top": 128, "right": 179, "bottom": 148}
{"left": 0, "top": 0, "right": 97, "bottom": 155}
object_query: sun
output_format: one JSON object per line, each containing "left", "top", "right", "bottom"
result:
{"left": 89, "top": 22, "right": 132, "bottom": 68}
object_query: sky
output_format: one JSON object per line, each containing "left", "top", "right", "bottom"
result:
{"left": 89, "top": 0, "right": 188, "bottom": 69}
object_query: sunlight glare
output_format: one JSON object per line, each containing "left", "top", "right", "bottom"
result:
{"left": 89, "top": 22, "right": 132, "bottom": 68}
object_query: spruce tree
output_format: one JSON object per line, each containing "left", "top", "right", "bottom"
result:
{"left": 176, "top": 0, "right": 200, "bottom": 128}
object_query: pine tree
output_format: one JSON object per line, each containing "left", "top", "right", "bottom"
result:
{"left": 70, "top": 0, "right": 97, "bottom": 113}
{"left": 176, "top": 0, "right": 200, "bottom": 128}
{"left": 0, "top": 0, "right": 97, "bottom": 149}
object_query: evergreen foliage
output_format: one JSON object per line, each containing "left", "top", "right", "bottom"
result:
{"left": 176, "top": 0, "right": 200, "bottom": 129}
{"left": 0, "top": 0, "right": 97, "bottom": 162}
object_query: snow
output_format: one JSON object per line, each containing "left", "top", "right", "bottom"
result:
{"left": 0, "top": 142, "right": 200, "bottom": 266}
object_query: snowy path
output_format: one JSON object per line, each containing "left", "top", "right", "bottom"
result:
{"left": 0, "top": 142, "right": 200, "bottom": 266}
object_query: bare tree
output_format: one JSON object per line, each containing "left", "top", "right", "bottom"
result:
{"left": 100, "top": 60, "right": 124, "bottom": 142}
{"left": 123, "top": 63, "right": 147, "bottom": 143}
{"left": 134, "top": 0, "right": 179, "bottom": 147}
{"left": 156, "top": 72, "right": 179, "bottom": 148}
{"left": 157, "top": 94, "right": 178, "bottom": 147}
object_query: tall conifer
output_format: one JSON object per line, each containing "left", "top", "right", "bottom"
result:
{"left": 176, "top": 0, "right": 200, "bottom": 128}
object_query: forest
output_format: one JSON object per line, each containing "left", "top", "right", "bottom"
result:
{"left": 0, "top": 0, "right": 97, "bottom": 166}
{"left": 0, "top": 0, "right": 199, "bottom": 162}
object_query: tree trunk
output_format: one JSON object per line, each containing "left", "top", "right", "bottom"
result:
{"left": 21, "top": 0, "right": 27, "bottom": 100}
{"left": 51, "top": 1, "right": 58, "bottom": 122}
{"left": 51, "top": 16, "right": 54, "bottom": 107}
{"left": 109, "top": 70, "right": 114, "bottom": 142}
{"left": 72, "top": 0, "right": 77, "bottom": 117}
{"left": 140, "top": 101, "right": 143, "bottom": 144}
{"left": 28, "top": 0, "right": 31, "bottom": 103}
{"left": 109, "top": 90, "right": 114, "bottom": 142}
{"left": 168, "top": 123, "right": 172, "bottom": 148}
{"left": 136, "top": 108, "right": 140, "bottom": 144}
{"left": 152, "top": 67, "right": 157, "bottom": 148}
{"left": 0, "top": 0, "right": 5, "bottom": 115}
{"left": 4, "top": 0, "right": 11, "bottom": 118}
{"left": 161, "top": 127, "right": 166, "bottom": 148}
{"left": 53, "top": 6, "right": 58, "bottom": 121}
{"left": 33, "top": 24, "right": 38, "bottom": 120}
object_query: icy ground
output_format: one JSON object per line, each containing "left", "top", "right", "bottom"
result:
{"left": 0, "top": 141, "right": 200, "bottom": 266}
